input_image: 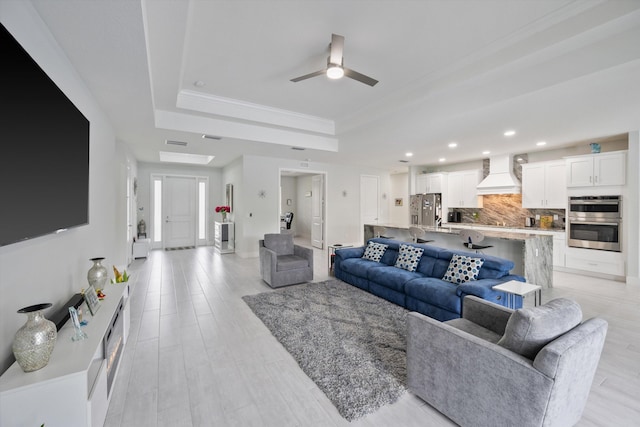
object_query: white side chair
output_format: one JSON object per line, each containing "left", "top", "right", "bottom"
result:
{"left": 373, "top": 226, "right": 394, "bottom": 239}
{"left": 459, "top": 229, "right": 493, "bottom": 253}
{"left": 409, "top": 227, "right": 433, "bottom": 244}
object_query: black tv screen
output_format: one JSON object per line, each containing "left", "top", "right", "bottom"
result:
{"left": 0, "top": 23, "right": 90, "bottom": 246}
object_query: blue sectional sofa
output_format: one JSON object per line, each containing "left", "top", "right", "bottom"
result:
{"left": 334, "top": 238, "right": 525, "bottom": 321}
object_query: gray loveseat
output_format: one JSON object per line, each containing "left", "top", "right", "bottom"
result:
{"left": 407, "top": 296, "right": 608, "bottom": 427}
{"left": 334, "top": 238, "right": 524, "bottom": 321}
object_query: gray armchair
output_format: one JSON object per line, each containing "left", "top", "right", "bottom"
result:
{"left": 407, "top": 296, "right": 608, "bottom": 427}
{"left": 259, "top": 233, "right": 313, "bottom": 288}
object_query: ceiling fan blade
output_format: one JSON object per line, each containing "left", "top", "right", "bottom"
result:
{"left": 343, "top": 67, "right": 379, "bottom": 87}
{"left": 290, "top": 69, "right": 326, "bottom": 82}
{"left": 329, "top": 33, "right": 344, "bottom": 65}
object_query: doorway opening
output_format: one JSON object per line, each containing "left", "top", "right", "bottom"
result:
{"left": 279, "top": 169, "right": 327, "bottom": 249}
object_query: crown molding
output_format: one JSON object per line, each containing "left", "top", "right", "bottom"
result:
{"left": 177, "top": 90, "right": 335, "bottom": 135}
{"left": 155, "top": 109, "right": 339, "bottom": 152}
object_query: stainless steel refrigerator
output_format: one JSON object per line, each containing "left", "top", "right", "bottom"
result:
{"left": 410, "top": 193, "right": 442, "bottom": 227}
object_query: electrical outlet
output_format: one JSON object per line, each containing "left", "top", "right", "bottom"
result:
{"left": 553, "top": 214, "right": 559, "bottom": 220}
{"left": 535, "top": 214, "right": 540, "bottom": 220}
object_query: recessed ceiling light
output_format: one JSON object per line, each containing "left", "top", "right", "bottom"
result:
{"left": 405, "top": 152, "right": 413, "bottom": 157}
{"left": 194, "top": 80, "right": 206, "bottom": 87}
{"left": 536, "top": 141, "right": 547, "bottom": 146}
{"left": 448, "top": 142, "right": 458, "bottom": 148}
{"left": 159, "top": 151, "right": 214, "bottom": 165}
{"left": 504, "top": 130, "right": 516, "bottom": 137}
{"left": 482, "top": 150, "right": 490, "bottom": 155}
{"left": 202, "top": 134, "right": 222, "bottom": 140}
{"left": 516, "top": 157, "right": 524, "bottom": 162}
{"left": 439, "top": 158, "right": 446, "bottom": 162}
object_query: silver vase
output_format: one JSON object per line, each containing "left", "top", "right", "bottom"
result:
{"left": 87, "top": 257, "right": 108, "bottom": 289}
{"left": 12, "top": 303, "right": 58, "bottom": 372}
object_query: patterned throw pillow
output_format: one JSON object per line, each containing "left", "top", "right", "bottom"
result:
{"left": 362, "top": 242, "right": 388, "bottom": 262}
{"left": 442, "top": 254, "right": 484, "bottom": 284}
{"left": 394, "top": 244, "right": 424, "bottom": 272}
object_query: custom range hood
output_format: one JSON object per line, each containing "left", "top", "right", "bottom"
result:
{"left": 476, "top": 154, "right": 521, "bottom": 195}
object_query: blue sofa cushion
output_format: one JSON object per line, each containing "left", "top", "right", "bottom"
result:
{"left": 339, "top": 257, "right": 387, "bottom": 278}
{"left": 442, "top": 254, "right": 484, "bottom": 284}
{"left": 362, "top": 241, "right": 388, "bottom": 262}
{"left": 405, "top": 278, "right": 462, "bottom": 314}
{"left": 368, "top": 265, "right": 425, "bottom": 293}
{"left": 394, "top": 244, "right": 424, "bottom": 272}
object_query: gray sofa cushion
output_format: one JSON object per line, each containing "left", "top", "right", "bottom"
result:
{"left": 445, "top": 318, "right": 502, "bottom": 343}
{"left": 498, "top": 298, "right": 582, "bottom": 359}
{"left": 276, "top": 254, "right": 309, "bottom": 271}
{"left": 264, "top": 233, "right": 293, "bottom": 255}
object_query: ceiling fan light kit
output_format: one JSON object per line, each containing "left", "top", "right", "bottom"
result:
{"left": 291, "top": 34, "right": 378, "bottom": 86}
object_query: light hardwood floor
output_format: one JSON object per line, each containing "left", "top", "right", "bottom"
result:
{"left": 105, "top": 244, "right": 640, "bottom": 427}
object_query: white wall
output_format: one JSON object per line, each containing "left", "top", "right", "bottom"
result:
{"left": 228, "top": 155, "right": 391, "bottom": 257}
{"left": 390, "top": 173, "right": 409, "bottom": 224}
{"left": 136, "top": 162, "right": 223, "bottom": 245}
{"left": 295, "top": 175, "right": 313, "bottom": 239}
{"left": 0, "top": 2, "right": 127, "bottom": 374}
{"left": 280, "top": 176, "right": 297, "bottom": 234}
{"left": 627, "top": 131, "right": 640, "bottom": 285}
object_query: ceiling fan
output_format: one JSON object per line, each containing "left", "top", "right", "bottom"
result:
{"left": 290, "top": 34, "right": 378, "bottom": 87}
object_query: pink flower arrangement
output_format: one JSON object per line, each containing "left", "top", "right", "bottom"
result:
{"left": 215, "top": 206, "right": 231, "bottom": 213}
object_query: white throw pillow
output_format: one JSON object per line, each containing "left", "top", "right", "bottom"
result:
{"left": 362, "top": 242, "right": 388, "bottom": 262}
{"left": 442, "top": 254, "right": 484, "bottom": 284}
{"left": 394, "top": 244, "right": 424, "bottom": 272}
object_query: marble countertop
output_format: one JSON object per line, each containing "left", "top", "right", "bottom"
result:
{"left": 367, "top": 223, "right": 564, "bottom": 241}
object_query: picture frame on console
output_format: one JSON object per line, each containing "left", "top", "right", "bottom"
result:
{"left": 84, "top": 285, "right": 101, "bottom": 316}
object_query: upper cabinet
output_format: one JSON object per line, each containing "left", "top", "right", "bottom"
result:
{"left": 447, "top": 169, "right": 483, "bottom": 208}
{"left": 522, "top": 160, "right": 566, "bottom": 208}
{"left": 566, "top": 151, "right": 626, "bottom": 187}
{"left": 416, "top": 172, "right": 447, "bottom": 194}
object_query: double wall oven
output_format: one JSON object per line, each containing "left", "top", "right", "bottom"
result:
{"left": 568, "top": 195, "right": 621, "bottom": 252}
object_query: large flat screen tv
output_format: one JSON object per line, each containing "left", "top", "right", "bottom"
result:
{"left": 0, "top": 23, "right": 90, "bottom": 247}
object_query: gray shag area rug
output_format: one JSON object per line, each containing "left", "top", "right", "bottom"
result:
{"left": 242, "top": 279, "right": 408, "bottom": 421}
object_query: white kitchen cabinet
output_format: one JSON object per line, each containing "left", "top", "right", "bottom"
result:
{"left": 566, "top": 151, "right": 626, "bottom": 187}
{"left": 553, "top": 233, "right": 566, "bottom": 268}
{"left": 416, "top": 172, "right": 447, "bottom": 194}
{"left": 565, "top": 247, "right": 624, "bottom": 277}
{"left": 447, "top": 169, "right": 483, "bottom": 208}
{"left": 522, "top": 160, "right": 566, "bottom": 208}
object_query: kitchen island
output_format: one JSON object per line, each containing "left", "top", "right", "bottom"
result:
{"left": 364, "top": 223, "right": 562, "bottom": 287}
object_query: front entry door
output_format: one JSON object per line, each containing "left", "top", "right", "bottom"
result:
{"left": 164, "top": 176, "right": 196, "bottom": 248}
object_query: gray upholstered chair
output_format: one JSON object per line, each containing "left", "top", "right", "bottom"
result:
{"left": 407, "top": 296, "right": 608, "bottom": 427}
{"left": 259, "top": 233, "right": 313, "bottom": 288}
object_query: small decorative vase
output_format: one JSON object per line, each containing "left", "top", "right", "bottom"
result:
{"left": 12, "top": 303, "right": 58, "bottom": 372}
{"left": 87, "top": 257, "right": 108, "bottom": 289}
{"left": 221, "top": 212, "right": 227, "bottom": 222}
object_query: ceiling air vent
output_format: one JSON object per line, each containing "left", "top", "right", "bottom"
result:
{"left": 165, "top": 140, "right": 188, "bottom": 147}
{"left": 291, "top": 147, "right": 306, "bottom": 151}
{"left": 398, "top": 160, "right": 409, "bottom": 163}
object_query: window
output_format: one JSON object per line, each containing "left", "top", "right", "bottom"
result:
{"left": 198, "top": 180, "right": 206, "bottom": 240}
{"left": 153, "top": 178, "right": 162, "bottom": 242}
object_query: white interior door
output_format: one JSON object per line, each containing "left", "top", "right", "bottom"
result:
{"left": 361, "top": 175, "right": 380, "bottom": 226}
{"left": 311, "top": 174, "right": 324, "bottom": 249}
{"left": 164, "top": 176, "right": 196, "bottom": 248}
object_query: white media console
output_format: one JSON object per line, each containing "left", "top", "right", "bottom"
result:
{"left": 0, "top": 282, "right": 130, "bottom": 426}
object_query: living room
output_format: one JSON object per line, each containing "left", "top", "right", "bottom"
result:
{"left": 1, "top": 1, "right": 640, "bottom": 426}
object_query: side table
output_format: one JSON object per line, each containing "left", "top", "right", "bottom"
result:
{"left": 328, "top": 244, "right": 352, "bottom": 276}
{"left": 492, "top": 280, "right": 542, "bottom": 309}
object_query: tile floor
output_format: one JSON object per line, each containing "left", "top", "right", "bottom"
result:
{"left": 104, "top": 242, "right": 640, "bottom": 426}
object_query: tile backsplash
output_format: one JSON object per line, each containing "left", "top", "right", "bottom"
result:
{"left": 452, "top": 194, "right": 565, "bottom": 229}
